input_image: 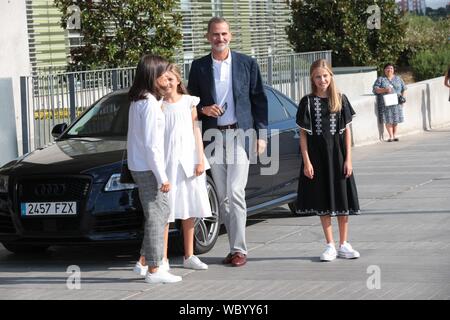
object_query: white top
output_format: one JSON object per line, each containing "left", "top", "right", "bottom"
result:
{"left": 127, "top": 94, "right": 168, "bottom": 185}
{"left": 212, "top": 52, "right": 237, "bottom": 126}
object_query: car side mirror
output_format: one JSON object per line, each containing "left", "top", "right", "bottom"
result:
{"left": 51, "top": 123, "right": 67, "bottom": 138}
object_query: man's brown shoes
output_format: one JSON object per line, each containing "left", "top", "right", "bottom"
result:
{"left": 222, "top": 252, "right": 247, "bottom": 267}
{"left": 222, "top": 253, "right": 233, "bottom": 264}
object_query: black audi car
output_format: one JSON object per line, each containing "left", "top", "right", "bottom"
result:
{"left": 0, "top": 85, "right": 301, "bottom": 254}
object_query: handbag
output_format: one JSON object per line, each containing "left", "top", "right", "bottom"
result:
{"left": 120, "top": 149, "right": 135, "bottom": 184}
{"left": 398, "top": 95, "right": 406, "bottom": 104}
{"left": 383, "top": 93, "right": 399, "bottom": 107}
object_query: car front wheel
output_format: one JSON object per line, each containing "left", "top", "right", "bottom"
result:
{"left": 193, "top": 176, "right": 220, "bottom": 254}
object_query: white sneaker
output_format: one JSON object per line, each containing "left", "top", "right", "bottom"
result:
{"left": 338, "top": 242, "right": 360, "bottom": 259}
{"left": 160, "top": 258, "right": 170, "bottom": 272}
{"left": 145, "top": 269, "right": 182, "bottom": 284}
{"left": 183, "top": 255, "right": 208, "bottom": 270}
{"left": 133, "top": 259, "right": 169, "bottom": 276}
{"left": 133, "top": 261, "right": 148, "bottom": 277}
{"left": 320, "top": 244, "right": 337, "bottom": 261}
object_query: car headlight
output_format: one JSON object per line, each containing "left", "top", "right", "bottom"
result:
{"left": 104, "top": 173, "right": 136, "bottom": 192}
{"left": 0, "top": 175, "right": 8, "bottom": 193}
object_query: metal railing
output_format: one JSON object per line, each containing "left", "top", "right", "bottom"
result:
{"left": 259, "top": 50, "right": 332, "bottom": 103}
{"left": 20, "top": 67, "right": 135, "bottom": 153}
{"left": 20, "top": 50, "right": 331, "bottom": 154}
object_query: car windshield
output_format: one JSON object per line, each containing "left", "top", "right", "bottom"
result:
{"left": 64, "top": 93, "right": 129, "bottom": 138}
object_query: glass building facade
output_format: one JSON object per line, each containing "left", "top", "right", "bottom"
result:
{"left": 25, "top": 0, "right": 294, "bottom": 71}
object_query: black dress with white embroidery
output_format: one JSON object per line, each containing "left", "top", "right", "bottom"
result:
{"left": 295, "top": 94, "right": 360, "bottom": 216}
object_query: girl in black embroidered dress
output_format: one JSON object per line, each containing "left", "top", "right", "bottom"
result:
{"left": 295, "top": 59, "right": 360, "bottom": 262}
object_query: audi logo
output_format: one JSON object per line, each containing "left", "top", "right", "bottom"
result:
{"left": 34, "top": 183, "right": 66, "bottom": 196}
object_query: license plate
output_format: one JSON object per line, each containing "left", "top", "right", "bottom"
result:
{"left": 21, "top": 202, "right": 77, "bottom": 216}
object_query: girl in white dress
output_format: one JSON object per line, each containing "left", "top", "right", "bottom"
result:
{"left": 162, "top": 64, "right": 212, "bottom": 270}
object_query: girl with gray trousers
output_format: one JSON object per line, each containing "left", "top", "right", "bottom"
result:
{"left": 127, "top": 54, "right": 181, "bottom": 284}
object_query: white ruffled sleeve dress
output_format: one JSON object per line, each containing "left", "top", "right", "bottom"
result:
{"left": 162, "top": 94, "right": 212, "bottom": 222}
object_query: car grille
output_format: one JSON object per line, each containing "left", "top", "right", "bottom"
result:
{"left": 16, "top": 176, "right": 91, "bottom": 234}
{"left": 0, "top": 214, "right": 15, "bottom": 234}
{"left": 0, "top": 193, "right": 15, "bottom": 234}
{"left": 20, "top": 218, "right": 80, "bottom": 233}
{"left": 17, "top": 177, "right": 90, "bottom": 202}
{"left": 93, "top": 212, "right": 143, "bottom": 233}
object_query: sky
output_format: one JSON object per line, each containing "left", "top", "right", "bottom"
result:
{"left": 396, "top": 0, "right": 448, "bottom": 9}
{"left": 424, "top": 0, "right": 448, "bottom": 8}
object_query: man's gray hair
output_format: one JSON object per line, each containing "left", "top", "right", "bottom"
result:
{"left": 207, "top": 16, "right": 230, "bottom": 33}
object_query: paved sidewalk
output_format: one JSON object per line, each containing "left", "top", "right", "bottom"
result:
{"left": 1, "top": 128, "right": 449, "bottom": 300}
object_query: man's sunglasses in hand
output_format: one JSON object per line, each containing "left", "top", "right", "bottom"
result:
{"left": 220, "top": 102, "right": 228, "bottom": 115}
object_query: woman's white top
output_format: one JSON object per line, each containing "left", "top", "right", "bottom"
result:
{"left": 127, "top": 93, "right": 168, "bottom": 185}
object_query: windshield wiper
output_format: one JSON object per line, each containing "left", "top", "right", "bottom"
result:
{"left": 58, "top": 135, "right": 102, "bottom": 141}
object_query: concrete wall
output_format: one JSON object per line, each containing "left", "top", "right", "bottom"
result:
{"left": 334, "top": 68, "right": 378, "bottom": 100}
{"left": 0, "top": 78, "right": 18, "bottom": 166}
{"left": 0, "top": 0, "right": 31, "bottom": 165}
{"left": 350, "top": 76, "right": 450, "bottom": 147}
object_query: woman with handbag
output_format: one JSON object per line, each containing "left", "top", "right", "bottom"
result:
{"left": 373, "top": 63, "right": 407, "bottom": 142}
{"left": 127, "top": 54, "right": 181, "bottom": 284}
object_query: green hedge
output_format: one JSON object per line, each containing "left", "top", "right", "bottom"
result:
{"left": 401, "top": 14, "right": 449, "bottom": 67}
{"left": 411, "top": 46, "right": 450, "bottom": 82}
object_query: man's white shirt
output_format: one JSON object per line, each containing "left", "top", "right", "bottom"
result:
{"left": 212, "top": 51, "right": 237, "bottom": 126}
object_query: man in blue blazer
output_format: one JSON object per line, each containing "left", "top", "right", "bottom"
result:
{"left": 188, "top": 17, "right": 268, "bottom": 267}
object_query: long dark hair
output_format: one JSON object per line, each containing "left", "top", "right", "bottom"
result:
{"left": 129, "top": 54, "right": 169, "bottom": 101}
